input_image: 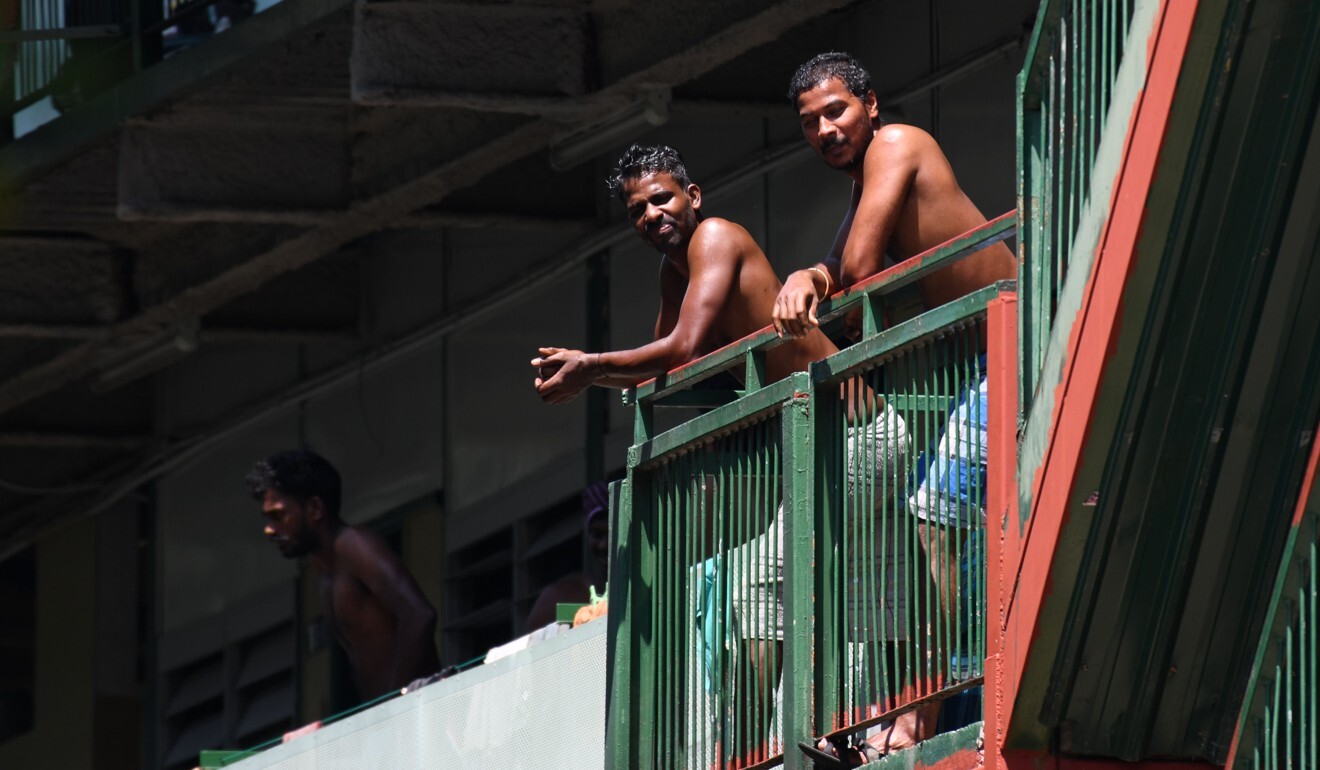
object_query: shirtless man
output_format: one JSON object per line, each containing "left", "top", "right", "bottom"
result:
{"left": 773, "top": 52, "right": 1016, "bottom": 762}
{"left": 532, "top": 142, "right": 837, "bottom": 402}
{"left": 772, "top": 51, "right": 1015, "bottom": 334}
{"left": 537, "top": 144, "right": 910, "bottom": 764}
{"left": 247, "top": 448, "right": 439, "bottom": 699}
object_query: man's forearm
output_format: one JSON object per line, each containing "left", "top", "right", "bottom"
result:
{"left": 597, "top": 337, "right": 701, "bottom": 382}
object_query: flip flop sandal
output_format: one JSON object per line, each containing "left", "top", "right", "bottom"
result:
{"left": 798, "top": 740, "right": 851, "bottom": 770}
{"left": 799, "top": 737, "right": 884, "bottom": 769}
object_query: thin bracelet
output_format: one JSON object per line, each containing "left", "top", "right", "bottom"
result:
{"left": 593, "top": 352, "right": 604, "bottom": 378}
{"left": 808, "top": 266, "right": 832, "bottom": 298}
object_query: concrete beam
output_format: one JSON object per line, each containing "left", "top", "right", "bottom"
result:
{"left": 116, "top": 202, "right": 594, "bottom": 230}
{"left": 0, "top": 324, "right": 355, "bottom": 344}
{"left": 117, "top": 118, "right": 352, "bottom": 216}
{"left": 0, "top": 433, "right": 151, "bottom": 450}
{"left": 351, "top": 3, "right": 593, "bottom": 99}
{"left": 0, "top": 243, "right": 124, "bottom": 325}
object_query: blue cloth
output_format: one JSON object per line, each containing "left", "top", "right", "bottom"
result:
{"left": 908, "top": 360, "right": 989, "bottom": 529}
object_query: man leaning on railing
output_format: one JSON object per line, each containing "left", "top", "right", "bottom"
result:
{"left": 772, "top": 52, "right": 1017, "bottom": 765}
{"left": 531, "top": 143, "right": 839, "bottom": 403}
{"left": 533, "top": 144, "right": 912, "bottom": 762}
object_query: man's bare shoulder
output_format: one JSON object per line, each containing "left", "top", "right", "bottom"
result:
{"left": 335, "top": 525, "right": 405, "bottom": 575}
{"left": 689, "top": 217, "right": 758, "bottom": 260}
{"left": 868, "top": 123, "right": 940, "bottom": 160}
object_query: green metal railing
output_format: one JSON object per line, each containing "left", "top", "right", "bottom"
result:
{"left": 1230, "top": 479, "right": 1320, "bottom": 770}
{"left": 1017, "top": 0, "right": 1138, "bottom": 408}
{"left": 815, "top": 312, "right": 987, "bottom": 741}
{"left": 607, "top": 216, "right": 1015, "bottom": 769}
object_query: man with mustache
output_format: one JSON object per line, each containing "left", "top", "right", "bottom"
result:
{"left": 773, "top": 52, "right": 1016, "bottom": 763}
{"left": 772, "top": 52, "right": 1015, "bottom": 333}
{"left": 248, "top": 448, "right": 439, "bottom": 700}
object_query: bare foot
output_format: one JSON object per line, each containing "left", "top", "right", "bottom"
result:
{"left": 870, "top": 701, "right": 939, "bottom": 753}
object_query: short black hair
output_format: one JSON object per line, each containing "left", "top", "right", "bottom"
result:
{"left": 607, "top": 143, "right": 693, "bottom": 201}
{"left": 246, "top": 448, "right": 342, "bottom": 518}
{"left": 788, "top": 52, "right": 872, "bottom": 104}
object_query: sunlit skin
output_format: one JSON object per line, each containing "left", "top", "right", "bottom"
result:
{"left": 772, "top": 77, "right": 1017, "bottom": 338}
{"left": 532, "top": 171, "right": 838, "bottom": 403}
{"left": 260, "top": 489, "right": 439, "bottom": 698}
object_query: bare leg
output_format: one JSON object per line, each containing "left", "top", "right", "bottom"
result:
{"left": 917, "top": 522, "right": 960, "bottom": 626}
{"left": 735, "top": 640, "right": 783, "bottom": 765}
{"left": 917, "top": 521, "right": 963, "bottom": 694}
{"left": 870, "top": 701, "right": 940, "bottom": 753}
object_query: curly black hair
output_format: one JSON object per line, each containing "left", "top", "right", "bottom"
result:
{"left": 787, "top": 51, "right": 872, "bottom": 104}
{"left": 246, "top": 448, "right": 342, "bottom": 518}
{"left": 607, "top": 143, "right": 693, "bottom": 201}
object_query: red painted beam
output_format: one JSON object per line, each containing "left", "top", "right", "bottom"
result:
{"left": 988, "top": 0, "right": 1202, "bottom": 762}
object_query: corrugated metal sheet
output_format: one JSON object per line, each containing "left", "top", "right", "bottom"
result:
{"left": 1038, "top": 0, "right": 1320, "bottom": 761}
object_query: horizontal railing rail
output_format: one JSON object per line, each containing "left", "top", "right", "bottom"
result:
{"left": 624, "top": 212, "right": 1016, "bottom": 414}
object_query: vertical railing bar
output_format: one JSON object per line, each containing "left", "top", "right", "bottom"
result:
{"left": 868, "top": 369, "right": 883, "bottom": 723}
{"left": 1063, "top": 1, "right": 1075, "bottom": 313}
{"left": 695, "top": 450, "right": 708, "bottom": 770}
{"left": 976, "top": 323, "right": 987, "bottom": 676}
{"left": 855, "top": 375, "right": 865, "bottom": 724}
{"left": 955, "top": 325, "right": 967, "bottom": 688}
{"left": 663, "top": 460, "right": 675, "bottom": 769}
{"left": 685, "top": 454, "right": 697, "bottom": 769}
{"left": 654, "top": 467, "right": 666, "bottom": 767}
{"left": 680, "top": 457, "right": 690, "bottom": 770}
{"left": 676, "top": 455, "right": 687, "bottom": 769}
{"left": 1087, "top": 0, "right": 1097, "bottom": 175}
{"left": 878, "top": 367, "right": 891, "bottom": 724}
{"left": 930, "top": 337, "right": 942, "bottom": 700}
{"left": 770, "top": 414, "right": 776, "bottom": 760}
{"left": 1048, "top": 45, "right": 1061, "bottom": 379}
{"left": 680, "top": 454, "right": 692, "bottom": 769}
{"left": 1300, "top": 569, "right": 1306, "bottom": 770}
{"left": 744, "top": 427, "right": 755, "bottom": 766}
{"left": 711, "top": 443, "right": 724, "bottom": 770}
{"left": 1287, "top": 611, "right": 1294, "bottom": 769}
{"left": 743, "top": 422, "right": 754, "bottom": 764}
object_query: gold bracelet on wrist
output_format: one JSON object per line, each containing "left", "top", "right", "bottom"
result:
{"left": 808, "top": 266, "right": 833, "bottom": 299}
